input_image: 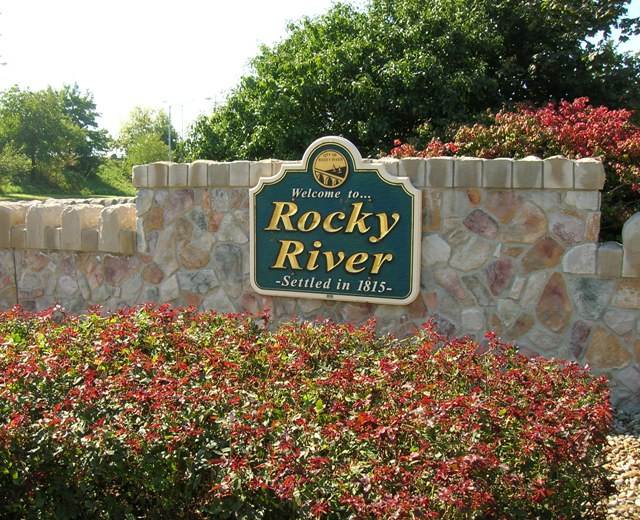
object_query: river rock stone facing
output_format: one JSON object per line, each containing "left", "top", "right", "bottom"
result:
{"left": 0, "top": 155, "right": 639, "bottom": 411}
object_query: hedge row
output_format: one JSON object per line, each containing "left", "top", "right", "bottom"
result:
{"left": 0, "top": 304, "right": 612, "bottom": 518}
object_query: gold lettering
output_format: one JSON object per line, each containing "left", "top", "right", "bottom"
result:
{"left": 298, "top": 211, "right": 321, "bottom": 232}
{"left": 306, "top": 240, "right": 323, "bottom": 270}
{"left": 371, "top": 252, "right": 394, "bottom": 274}
{"left": 344, "top": 202, "right": 372, "bottom": 234}
{"left": 265, "top": 202, "right": 298, "bottom": 231}
{"left": 345, "top": 252, "right": 369, "bottom": 273}
{"left": 323, "top": 250, "right": 346, "bottom": 271}
{"left": 369, "top": 213, "right": 401, "bottom": 243}
{"left": 323, "top": 211, "right": 346, "bottom": 233}
{"left": 272, "top": 240, "right": 304, "bottom": 269}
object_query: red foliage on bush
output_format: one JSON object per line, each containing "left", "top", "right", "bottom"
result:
{"left": 0, "top": 305, "right": 612, "bottom": 518}
{"left": 390, "top": 98, "right": 640, "bottom": 240}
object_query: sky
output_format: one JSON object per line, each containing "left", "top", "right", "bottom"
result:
{"left": 0, "top": 0, "right": 344, "bottom": 136}
{"left": 0, "top": 0, "right": 638, "bottom": 139}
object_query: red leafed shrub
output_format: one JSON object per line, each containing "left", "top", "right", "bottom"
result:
{"left": 0, "top": 304, "right": 612, "bottom": 518}
{"left": 390, "top": 98, "right": 640, "bottom": 241}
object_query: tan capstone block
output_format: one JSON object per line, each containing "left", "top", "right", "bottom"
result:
{"left": 513, "top": 156, "right": 543, "bottom": 188}
{"left": 168, "top": 163, "right": 188, "bottom": 187}
{"left": 188, "top": 161, "right": 210, "bottom": 187}
{"left": 11, "top": 227, "right": 26, "bottom": 249}
{"left": 597, "top": 242, "right": 623, "bottom": 278}
{"left": 147, "top": 162, "right": 169, "bottom": 187}
{"left": 209, "top": 162, "right": 230, "bottom": 187}
{"left": 574, "top": 157, "right": 606, "bottom": 190}
{"left": 229, "top": 161, "right": 250, "bottom": 186}
{"left": 0, "top": 202, "right": 31, "bottom": 248}
{"left": 250, "top": 160, "right": 278, "bottom": 187}
{"left": 81, "top": 229, "right": 99, "bottom": 251}
{"left": 454, "top": 157, "right": 483, "bottom": 187}
{"left": 131, "top": 164, "right": 148, "bottom": 187}
{"left": 119, "top": 230, "right": 136, "bottom": 256}
{"left": 622, "top": 213, "right": 640, "bottom": 277}
{"left": 398, "top": 158, "right": 426, "bottom": 187}
{"left": 483, "top": 158, "right": 513, "bottom": 188}
{"left": 25, "top": 203, "right": 64, "bottom": 249}
{"left": 44, "top": 227, "right": 61, "bottom": 250}
{"left": 61, "top": 205, "right": 102, "bottom": 251}
{"left": 99, "top": 204, "right": 136, "bottom": 253}
{"left": 426, "top": 157, "right": 454, "bottom": 187}
{"left": 378, "top": 158, "right": 399, "bottom": 177}
{"left": 574, "top": 158, "right": 605, "bottom": 190}
{"left": 543, "top": 156, "right": 574, "bottom": 189}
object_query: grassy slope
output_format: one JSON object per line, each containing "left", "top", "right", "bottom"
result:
{"left": 0, "top": 160, "right": 136, "bottom": 201}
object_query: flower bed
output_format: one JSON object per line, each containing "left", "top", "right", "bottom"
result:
{"left": 0, "top": 304, "right": 612, "bottom": 518}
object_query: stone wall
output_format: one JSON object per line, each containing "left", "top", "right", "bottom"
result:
{"left": 0, "top": 155, "right": 639, "bottom": 411}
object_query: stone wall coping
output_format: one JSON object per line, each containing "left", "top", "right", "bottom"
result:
{"left": 131, "top": 156, "right": 606, "bottom": 191}
{"left": 0, "top": 198, "right": 135, "bottom": 254}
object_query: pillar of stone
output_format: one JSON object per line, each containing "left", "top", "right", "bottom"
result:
{"left": 622, "top": 213, "right": 640, "bottom": 277}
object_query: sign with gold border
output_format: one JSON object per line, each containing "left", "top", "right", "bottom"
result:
{"left": 250, "top": 136, "right": 421, "bottom": 305}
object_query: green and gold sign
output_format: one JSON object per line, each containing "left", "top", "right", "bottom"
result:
{"left": 250, "top": 137, "right": 421, "bottom": 305}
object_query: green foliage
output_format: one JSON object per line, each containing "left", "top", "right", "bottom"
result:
{"left": 0, "top": 305, "right": 613, "bottom": 518}
{"left": 123, "top": 134, "right": 169, "bottom": 172}
{"left": 57, "top": 84, "right": 110, "bottom": 176}
{"left": 95, "top": 106, "right": 177, "bottom": 191}
{"left": 0, "top": 84, "right": 109, "bottom": 181}
{"left": 0, "top": 144, "right": 30, "bottom": 186}
{"left": 116, "top": 106, "right": 176, "bottom": 155}
{"left": 181, "top": 0, "right": 640, "bottom": 161}
{"left": 90, "top": 159, "right": 136, "bottom": 197}
{"left": 0, "top": 158, "right": 135, "bottom": 200}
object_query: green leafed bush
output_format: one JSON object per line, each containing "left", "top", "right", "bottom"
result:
{"left": 0, "top": 144, "right": 31, "bottom": 187}
{"left": 0, "top": 304, "right": 612, "bottom": 518}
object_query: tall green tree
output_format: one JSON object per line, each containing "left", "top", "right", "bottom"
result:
{"left": 0, "top": 84, "right": 108, "bottom": 179}
{"left": 181, "top": 0, "right": 640, "bottom": 161}
{"left": 57, "top": 84, "right": 110, "bottom": 176}
{"left": 116, "top": 106, "right": 177, "bottom": 159}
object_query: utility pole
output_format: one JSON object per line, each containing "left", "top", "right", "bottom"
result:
{"left": 167, "top": 105, "right": 172, "bottom": 162}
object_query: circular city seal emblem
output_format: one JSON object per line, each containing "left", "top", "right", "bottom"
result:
{"left": 312, "top": 149, "right": 349, "bottom": 188}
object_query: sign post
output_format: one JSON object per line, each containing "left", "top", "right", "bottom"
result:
{"left": 250, "top": 136, "right": 421, "bottom": 305}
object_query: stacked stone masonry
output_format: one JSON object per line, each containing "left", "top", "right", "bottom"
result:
{"left": 0, "top": 156, "right": 639, "bottom": 411}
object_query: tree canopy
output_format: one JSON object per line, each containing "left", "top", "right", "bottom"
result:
{"left": 0, "top": 85, "right": 109, "bottom": 184}
{"left": 181, "top": 0, "right": 640, "bottom": 161}
{"left": 0, "top": 84, "right": 109, "bottom": 178}
{"left": 114, "top": 106, "right": 179, "bottom": 175}
{"left": 116, "top": 106, "right": 176, "bottom": 156}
